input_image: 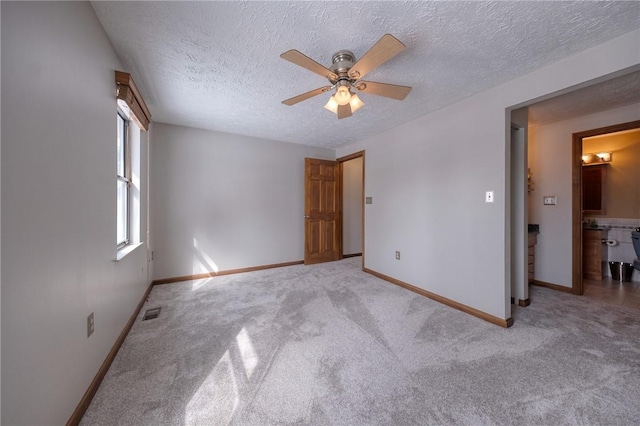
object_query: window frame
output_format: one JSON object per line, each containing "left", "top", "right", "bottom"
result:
{"left": 116, "top": 110, "right": 131, "bottom": 249}
{"left": 114, "top": 70, "right": 151, "bottom": 258}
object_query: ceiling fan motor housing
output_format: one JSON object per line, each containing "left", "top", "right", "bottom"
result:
{"left": 329, "top": 50, "right": 356, "bottom": 85}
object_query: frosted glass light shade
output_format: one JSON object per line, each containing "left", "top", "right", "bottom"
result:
{"left": 335, "top": 86, "right": 351, "bottom": 105}
{"left": 349, "top": 94, "right": 364, "bottom": 112}
{"left": 324, "top": 96, "right": 339, "bottom": 113}
{"left": 325, "top": 93, "right": 364, "bottom": 115}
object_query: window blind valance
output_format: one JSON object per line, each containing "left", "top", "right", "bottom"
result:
{"left": 115, "top": 70, "right": 152, "bottom": 131}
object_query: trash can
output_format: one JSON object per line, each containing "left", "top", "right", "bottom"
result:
{"left": 609, "top": 261, "right": 634, "bottom": 282}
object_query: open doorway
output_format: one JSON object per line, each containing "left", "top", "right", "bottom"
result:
{"left": 339, "top": 151, "right": 365, "bottom": 267}
{"left": 572, "top": 120, "right": 640, "bottom": 305}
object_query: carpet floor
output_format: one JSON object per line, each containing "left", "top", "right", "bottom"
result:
{"left": 81, "top": 257, "right": 640, "bottom": 425}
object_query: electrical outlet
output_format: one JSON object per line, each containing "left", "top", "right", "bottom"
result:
{"left": 87, "top": 312, "right": 94, "bottom": 338}
{"left": 395, "top": 251, "right": 401, "bottom": 260}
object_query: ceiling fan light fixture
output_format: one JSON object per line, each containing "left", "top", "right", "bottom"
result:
{"left": 325, "top": 92, "right": 363, "bottom": 115}
{"left": 324, "top": 95, "right": 339, "bottom": 113}
{"left": 334, "top": 85, "right": 352, "bottom": 106}
{"left": 349, "top": 94, "right": 364, "bottom": 113}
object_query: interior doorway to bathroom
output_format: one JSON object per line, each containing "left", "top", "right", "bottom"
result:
{"left": 572, "top": 120, "right": 640, "bottom": 307}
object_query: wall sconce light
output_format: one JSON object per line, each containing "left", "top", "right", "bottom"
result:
{"left": 582, "top": 152, "right": 612, "bottom": 164}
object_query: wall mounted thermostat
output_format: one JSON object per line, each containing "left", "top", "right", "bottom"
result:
{"left": 543, "top": 196, "right": 557, "bottom": 205}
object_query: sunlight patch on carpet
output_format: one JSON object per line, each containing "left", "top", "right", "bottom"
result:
{"left": 237, "top": 327, "right": 258, "bottom": 379}
{"left": 185, "top": 349, "right": 239, "bottom": 424}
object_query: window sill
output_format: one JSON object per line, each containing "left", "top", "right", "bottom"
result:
{"left": 114, "top": 242, "right": 144, "bottom": 262}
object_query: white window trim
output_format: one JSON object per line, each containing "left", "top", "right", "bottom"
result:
{"left": 117, "top": 111, "right": 131, "bottom": 249}
{"left": 115, "top": 109, "right": 143, "bottom": 260}
{"left": 115, "top": 242, "right": 144, "bottom": 262}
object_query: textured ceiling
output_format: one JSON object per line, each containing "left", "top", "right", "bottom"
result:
{"left": 91, "top": 1, "right": 640, "bottom": 148}
{"left": 529, "top": 70, "right": 640, "bottom": 126}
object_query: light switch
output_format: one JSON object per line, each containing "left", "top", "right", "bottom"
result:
{"left": 543, "top": 196, "right": 556, "bottom": 205}
{"left": 485, "top": 191, "right": 494, "bottom": 203}
{"left": 365, "top": 197, "right": 372, "bottom": 204}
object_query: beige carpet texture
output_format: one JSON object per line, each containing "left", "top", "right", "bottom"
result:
{"left": 81, "top": 258, "right": 640, "bottom": 425}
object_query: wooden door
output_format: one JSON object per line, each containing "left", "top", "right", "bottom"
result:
{"left": 583, "top": 229, "right": 603, "bottom": 280}
{"left": 305, "top": 158, "right": 341, "bottom": 264}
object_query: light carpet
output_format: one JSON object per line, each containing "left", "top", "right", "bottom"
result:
{"left": 81, "top": 257, "right": 640, "bottom": 425}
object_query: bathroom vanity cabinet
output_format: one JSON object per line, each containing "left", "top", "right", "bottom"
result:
{"left": 583, "top": 229, "right": 604, "bottom": 280}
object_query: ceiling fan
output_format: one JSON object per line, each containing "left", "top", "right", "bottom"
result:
{"left": 280, "top": 34, "right": 412, "bottom": 119}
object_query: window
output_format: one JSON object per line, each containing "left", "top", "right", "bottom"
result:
{"left": 115, "top": 70, "right": 151, "bottom": 257}
{"left": 116, "top": 111, "right": 130, "bottom": 247}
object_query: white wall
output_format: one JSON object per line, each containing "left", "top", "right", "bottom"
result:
{"left": 343, "top": 157, "right": 363, "bottom": 255}
{"left": 150, "top": 123, "right": 334, "bottom": 280}
{"left": 529, "top": 103, "right": 640, "bottom": 287}
{"left": 1, "top": 2, "right": 150, "bottom": 424}
{"left": 337, "top": 29, "right": 640, "bottom": 320}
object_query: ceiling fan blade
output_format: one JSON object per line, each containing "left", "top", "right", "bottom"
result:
{"left": 282, "top": 86, "right": 332, "bottom": 106}
{"left": 280, "top": 50, "right": 338, "bottom": 81}
{"left": 337, "top": 103, "right": 352, "bottom": 119}
{"left": 355, "top": 81, "right": 412, "bottom": 100}
{"left": 348, "top": 34, "right": 405, "bottom": 80}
